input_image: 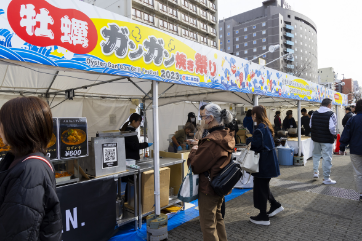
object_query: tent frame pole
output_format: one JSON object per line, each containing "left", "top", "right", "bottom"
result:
{"left": 152, "top": 80, "right": 161, "bottom": 216}
{"left": 298, "top": 100, "right": 302, "bottom": 156}
{"left": 253, "top": 95, "right": 259, "bottom": 106}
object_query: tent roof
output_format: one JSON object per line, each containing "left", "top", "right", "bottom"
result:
{"left": 0, "top": 59, "right": 323, "bottom": 107}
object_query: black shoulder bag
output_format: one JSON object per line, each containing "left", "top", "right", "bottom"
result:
{"left": 204, "top": 159, "right": 242, "bottom": 197}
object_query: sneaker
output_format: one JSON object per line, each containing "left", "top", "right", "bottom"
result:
{"left": 313, "top": 172, "right": 319, "bottom": 178}
{"left": 323, "top": 178, "right": 336, "bottom": 185}
{"left": 267, "top": 205, "right": 284, "bottom": 217}
{"left": 250, "top": 213, "right": 270, "bottom": 226}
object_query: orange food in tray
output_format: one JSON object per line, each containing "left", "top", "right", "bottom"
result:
{"left": 0, "top": 137, "right": 10, "bottom": 152}
{"left": 47, "top": 133, "right": 56, "bottom": 148}
{"left": 61, "top": 129, "right": 86, "bottom": 145}
{"left": 55, "top": 171, "right": 71, "bottom": 178}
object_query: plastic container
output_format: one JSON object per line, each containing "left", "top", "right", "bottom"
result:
{"left": 278, "top": 147, "right": 294, "bottom": 166}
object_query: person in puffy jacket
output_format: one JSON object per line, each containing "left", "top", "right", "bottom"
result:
{"left": 0, "top": 97, "right": 62, "bottom": 240}
{"left": 340, "top": 100, "right": 362, "bottom": 201}
{"left": 187, "top": 103, "right": 235, "bottom": 241}
{"left": 243, "top": 109, "right": 254, "bottom": 134}
{"left": 247, "top": 105, "right": 283, "bottom": 226}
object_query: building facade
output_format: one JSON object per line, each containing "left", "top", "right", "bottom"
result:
{"left": 219, "top": 0, "right": 318, "bottom": 83}
{"left": 83, "top": 0, "right": 218, "bottom": 49}
{"left": 318, "top": 67, "right": 335, "bottom": 84}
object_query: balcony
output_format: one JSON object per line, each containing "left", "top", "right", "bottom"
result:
{"left": 284, "top": 32, "right": 294, "bottom": 38}
{"left": 208, "top": 1, "right": 216, "bottom": 12}
{"left": 284, "top": 48, "right": 294, "bottom": 53}
{"left": 285, "top": 24, "right": 294, "bottom": 30}
{"left": 286, "top": 64, "right": 294, "bottom": 69}
{"left": 208, "top": 26, "right": 216, "bottom": 36}
{"left": 284, "top": 40, "right": 294, "bottom": 46}
{"left": 133, "top": 0, "right": 155, "bottom": 9}
{"left": 284, "top": 56, "right": 294, "bottom": 61}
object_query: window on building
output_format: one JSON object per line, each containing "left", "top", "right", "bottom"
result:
{"left": 132, "top": 8, "right": 135, "bottom": 16}
{"left": 220, "top": 27, "right": 222, "bottom": 31}
{"left": 221, "top": 48, "right": 223, "bottom": 51}
{"left": 300, "top": 26, "right": 302, "bottom": 30}
{"left": 288, "top": 15, "right": 290, "bottom": 18}
{"left": 262, "top": 30, "right": 266, "bottom": 34}
{"left": 295, "top": 48, "right": 297, "bottom": 51}
{"left": 253, "top": 40, "right": 256, "bottom": 44}
{"left": 244, "top": 35, "right": 247, "bottom": 39}
{"left": 262, "top": 22, "right": 266, "bottom": 26}
{"left": 245, "top": 57, "right": 248, "bottom": 60}
{"left": 228, "top": 47, "right": 230, "bottom": 50}
{"left": 244, "top": 27, "right": 247, "bottom": 31}
{"left": 236, "top": 30, "right": 239, "bottom": 34}
{"left": 244, "top": 50, "right": 248, "bottom": 54}
{"left": 220, "top": 41, "right": 222, "bottom": 44}
{"left": 253, "top": 48, "right": 256, "bottom": 52}
{"left": 262, "top": 46, "right": 266, "bottom": 50}
{"left": 262, "top": 38, "right": 266, "bottom": 42}
{"left": 263, "top": 54, "right": 266, "bottom": 58}
{"left": 253, "top": 33, "right": 256, "bottom": 37}
{"left": 281, "top": 20, "right": 283, "bottom": 24}
{"left": 236, "top": 44, "right": 239, "bottom": 48}
{"left": 220, "top": 35, "right": 222, "bottom": 38}
{"left": 254, "top": 55, "right": 257, "bottom": 59}
{"left": 244, "top": 42, "right": 248, "bottom": 46}
{"left": 227, "top": 25, "right": 230, "bottom": 28}
{"left": 227, "top": 32, "right": 230, "bottom": 36}
{"left": 159, "top": 19, "right": 164, "bottom": 27}
{"left": 295, "top": 40, "right": 297, "bottom": 43}
{"left": 253, "top": 25, "right": 256, "bottom": 29}
{"left": 236, "top": 52, "right": 239, "bottom": 56}
{"left": 228, "top": 40, "right": 230, "bottom": 43}
{"left": 236, "top": 37, "right": 239, "bottom": 41}
{"left": 149, "top": 15, "right": 154, "bottom": 23}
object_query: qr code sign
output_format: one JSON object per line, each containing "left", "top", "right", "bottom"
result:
{"left": 103, "top": 147, "right": 117, "bottom": 162}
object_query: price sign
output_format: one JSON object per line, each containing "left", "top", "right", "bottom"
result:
{"left": 58, "top": 118, "right": 88, "bottom": 160}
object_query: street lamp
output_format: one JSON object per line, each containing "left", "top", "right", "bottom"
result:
{"left": 248, "top": 44, "right": 280, "bottom": 65}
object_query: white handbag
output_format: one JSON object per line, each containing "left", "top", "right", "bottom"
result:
{"left": 236, "top": 143, "right": 260, "bottom": 173}
{"left": 177, "top": 167, "right": 199, "bottom": 202}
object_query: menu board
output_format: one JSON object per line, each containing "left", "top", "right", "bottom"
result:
{"left": 0, "top": 136, "right": 10, "bottom": 160}
{"left": 46, "top": 118, "right": 58, "bottom": 160}
{"left": 58, "top": 118, "right": 88, "bottom": 160}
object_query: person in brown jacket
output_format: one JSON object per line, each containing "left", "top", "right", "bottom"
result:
{"left": 187, "top": 103, "right": 235, "bottom": 241}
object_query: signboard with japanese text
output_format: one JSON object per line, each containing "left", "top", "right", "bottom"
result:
{"left": 46, "top": 118, "right": 58, "bottom": 160}
{"left": 0, "top": 0, "right": 348, "bottom": 105}
{"left": 58, "top": 117, "right": 88, "bottom": 160}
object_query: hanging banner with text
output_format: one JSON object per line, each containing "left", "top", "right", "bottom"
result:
{"left": 0, "top": 0, "right": 348, "bottom": 105}
{"left": 56, "top": 177, "right": 117, "bottom": 241}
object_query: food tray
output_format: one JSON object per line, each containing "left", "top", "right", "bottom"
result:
{"left": 55, "top": 175, "right": 71, "bottom": 183}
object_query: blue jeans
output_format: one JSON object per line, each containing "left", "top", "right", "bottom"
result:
{"left": 313, "top": 142, "right": 334, "bottom": 179}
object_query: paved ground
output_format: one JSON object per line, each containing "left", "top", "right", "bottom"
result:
{"left": 168, "top": 155, "right": 362, "bottom": 241}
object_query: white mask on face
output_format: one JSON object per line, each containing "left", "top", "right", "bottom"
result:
{"left": 191, "top": 118, "right": 195, "bottom": 122}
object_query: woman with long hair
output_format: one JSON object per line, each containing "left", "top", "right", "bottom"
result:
{"left": 0, "top": 97, "right": 62, "bottom": 240}
{"left": 120, "top": 113, "right": 152, "bottom": 160}
{"left": 247, "top": 105, "right": 283, "bottom": 226}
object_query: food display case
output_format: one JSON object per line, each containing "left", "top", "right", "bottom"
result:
{"left": 78, "top": 132, "right": 128, "bottom": 177}
{"left": 0, "top": 137, "right": 10, "bottom": 161}
{"left": 53, "top": 159, "right": 80, "bottom": 185}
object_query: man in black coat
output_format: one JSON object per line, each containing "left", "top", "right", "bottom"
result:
{"left": 342, "top": 107, "right": 353, "bottom": 128}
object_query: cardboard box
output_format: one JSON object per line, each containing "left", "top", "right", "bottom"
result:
{"left": 237, "top": 129, "right": 246, "bottom": 136}
{"left": 142, "top": 167, "right": 170, "bottom": 214}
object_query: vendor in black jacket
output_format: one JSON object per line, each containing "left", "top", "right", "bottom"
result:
{"left": 282, "top": 110, "right": 297, "bottom": 130}
{"left": 120, "top": 113, "right": 152, "bottom": 160}
{"left": 0, "top": 97, "right": 62, "bottom": 240}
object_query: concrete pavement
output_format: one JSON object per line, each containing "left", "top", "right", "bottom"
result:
{"left": 168, "top": 155, "right": 362, "bottom": 241}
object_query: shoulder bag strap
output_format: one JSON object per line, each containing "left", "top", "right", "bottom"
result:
{"left": 22, "top": 156, "right": 54, "bottom": 172}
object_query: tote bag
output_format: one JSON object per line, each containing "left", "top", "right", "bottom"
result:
{"left": 178, "top": 167, "right": 199, "bottom": 202}
{"left": 236, "top": 143, "right": 260, "bottom": 173}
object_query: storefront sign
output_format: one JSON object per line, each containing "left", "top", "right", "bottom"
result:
{"left": 58, "top": 117, "right": 88, "bottom": 160}
{"left": 56, "top": 177, "right": 117, "bottom": 241}
{"left": 0, "top": 0, "right": 348, "bottom": 105}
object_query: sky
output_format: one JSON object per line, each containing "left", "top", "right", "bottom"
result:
{"left": 218, "top": 0, "right": 362, "bottom": 85}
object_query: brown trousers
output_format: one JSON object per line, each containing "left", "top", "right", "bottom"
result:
{"left": 198, "top": 192, "right": 227, "bottom": 241}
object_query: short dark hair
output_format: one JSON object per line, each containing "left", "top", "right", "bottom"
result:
{"left": 308, "top": 110, "right": 314, "bottom": 116}
{"left": 0, "top": 97, "right": 53, "bottom": 156}
{"left": 301, "top": 108, "right": 307, "bottom": 113}
{"left": 321, "top": 98, "right": 332, "bottom": 107}
{"left": 275, "top": 111, "right": 281, "bottom": 115}
{"left": 345, "top": 107, "right": 351, "bottom": 111}
{"left": 188, "top": 112, "right": 195, "bottom": 117}
{"left": 246, "top": 109, "right": 252, "bottom": 116}
{"left": 355, "top": 100, "right": 362, "bottom": 113}
{"left": 286, "top": 110, "right": 292, "bottom": 116}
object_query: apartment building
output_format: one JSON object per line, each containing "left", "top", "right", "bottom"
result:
{"left": 83, "top": 0, "right": 218, "bottom": 49}
{"left": 219, "top": 0, "right": 318, "bottom": 83}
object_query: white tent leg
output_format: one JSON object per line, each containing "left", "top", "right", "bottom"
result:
{"left": 152, "top": 80, "right": 161, "bottom": 216}
{"left": 253, "top": 95, "right": 259, "bottom": 106}
{"left": 297, "top": 100, "right": 301, "bottom": 156}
